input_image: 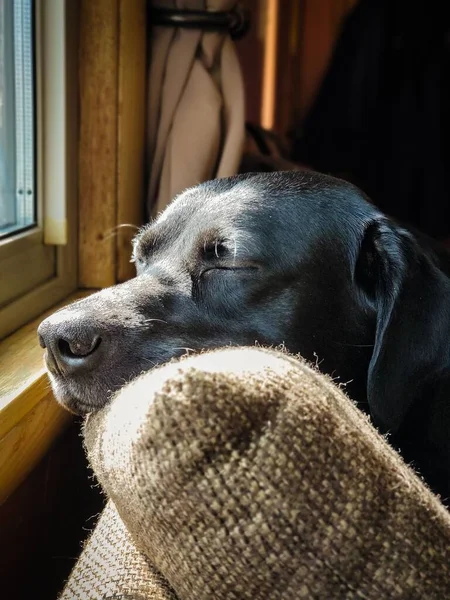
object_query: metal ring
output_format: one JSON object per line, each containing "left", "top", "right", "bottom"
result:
{"left": 149, "top": 4, "right": 250, "bottom": 40}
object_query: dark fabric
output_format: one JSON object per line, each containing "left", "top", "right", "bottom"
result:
{"left": 240, "top": 122, "right": 306, "bottom": 173}
{"left": 292, "top": 0, "right": 450, "bottom": 240}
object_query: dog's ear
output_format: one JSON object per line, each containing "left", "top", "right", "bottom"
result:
{"left": 355, "top": 219, "right": 450, "bottom": 434}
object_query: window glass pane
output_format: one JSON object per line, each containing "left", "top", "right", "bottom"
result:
{"left": 0, "top": 0, "right": 35, "bottom": 238}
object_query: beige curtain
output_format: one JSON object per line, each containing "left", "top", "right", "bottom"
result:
{"left": 147, "top": 0, "right": 245, "bottom": 215}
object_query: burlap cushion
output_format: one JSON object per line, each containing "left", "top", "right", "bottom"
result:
{"left": 63, "top": 347, "right": 450, "bottom": 599}
{"left": 59, "top": 500, "right": 177, "bottom": 600}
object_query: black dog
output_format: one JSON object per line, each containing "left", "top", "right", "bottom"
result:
{"left": 38, "top": 171, "right": 450, "bottom": 502}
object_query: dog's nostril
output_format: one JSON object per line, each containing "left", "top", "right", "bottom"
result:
{"left": 58, "top": 335, "right": 102, "bottom": 359}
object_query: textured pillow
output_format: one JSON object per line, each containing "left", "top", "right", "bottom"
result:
{"left": 60, "top": 500, "right": 177, "bottom": 600}
{"left": 82, "top": 347, "right": 450, "bottom": 600}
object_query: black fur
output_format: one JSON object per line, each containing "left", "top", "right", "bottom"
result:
{"left": 38, "top": 171, "right": 450, "bottom": 502}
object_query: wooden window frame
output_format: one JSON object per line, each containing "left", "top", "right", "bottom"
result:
{"left": 0, "top": 0, "right": 146, "bottom": 506}
{"left": 0, "top": 0, "right": 79, "bottom": 340}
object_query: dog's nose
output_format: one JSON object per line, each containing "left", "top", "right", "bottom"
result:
{"left": 38, "top": 317, "right": 103, "bottom": 376}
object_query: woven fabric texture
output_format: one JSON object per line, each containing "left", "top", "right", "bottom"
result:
{"left": 68, "top": 347, "right": 450, "bottom": 599}
{"left": 59, "top": 500, "right": 177, "bottom": 600}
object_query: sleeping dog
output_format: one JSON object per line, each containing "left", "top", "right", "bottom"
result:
{"left": 38, "top": 171, "right": 450, "bottom": 502}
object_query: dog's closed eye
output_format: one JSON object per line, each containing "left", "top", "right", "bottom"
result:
{"left": 200, "top": 266, "right": 258, "bottom": 279}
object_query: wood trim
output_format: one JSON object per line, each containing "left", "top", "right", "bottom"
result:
{"left": 0, "top": 290, "right": 93, "bottom": 505}
{"left": 0, "top": 290, "right": 92, "bottom": 411}
{"left": 117, "top": 0, "right": 146, "bottom": 282}
{"left": 0, "top": 393, "right": 70, "bottom": 506}
{"left": 0, "top": 374, "right": 50, "bottom": 440}
{"left": 78, "top": 0, "right": 146, "bottom": 288}
{"left": 260, "top": 0, "right": 280, "bottom": 130}
{"left": 78, "top": 0, "right": 119, "bottom": 288}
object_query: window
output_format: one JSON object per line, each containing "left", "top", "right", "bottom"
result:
{"left": 0, "top": 0, "right": 35, "bottom": 238}
{"left": 0, "top": 0, "right": 77, "bottom": 340}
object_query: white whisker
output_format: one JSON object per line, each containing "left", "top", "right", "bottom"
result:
{"left": 103, "top": 223, "right": 140, "bottom": 242}
{"left": 172, "top": 347, "right": 196, "bottom": 353}
{"left": 140, "top": 358, "right": 159, "bottom": 367}
{"left": 142, "top": 318, "right": 167, "bottom": 325}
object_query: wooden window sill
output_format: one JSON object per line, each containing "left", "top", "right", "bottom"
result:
{"left": 0, "top": 290, "right": 94, "bottom": 505}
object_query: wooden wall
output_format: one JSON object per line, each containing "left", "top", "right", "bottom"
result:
{"left": 78, "top": 0, "right": 147, "bottom": 288}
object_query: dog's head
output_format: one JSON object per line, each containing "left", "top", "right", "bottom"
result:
{"left": 38, "top": 172, "right": 450, "bottom": 445}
